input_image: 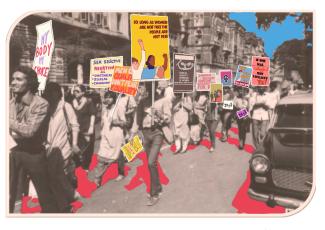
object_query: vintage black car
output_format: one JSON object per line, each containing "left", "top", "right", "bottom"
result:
{"left": 248, "top": 92, "right": 313, "bottom": 210}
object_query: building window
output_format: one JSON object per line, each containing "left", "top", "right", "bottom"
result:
{"left": 103, "top": 15, "right": 109, "bottom": 29}
{"left": 81, "top": 13, "right": 88, "bottom": 23}
{"left": 89, "top": 13, "right": 94, "bottom": 24}
{"left": 95, "top": 13, "right": 102, "bottom": 26}
{"left": 62, "top": 12, "right": 72, "bottom": 17}
{"left": 117, "top": 13, "right": 122, "bottom": 31}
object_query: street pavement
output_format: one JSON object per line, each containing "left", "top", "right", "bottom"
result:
{"left": 77, "top": 124, "right": 253, "bottom": 214}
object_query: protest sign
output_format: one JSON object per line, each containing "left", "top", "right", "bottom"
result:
{"left": 222, "top": 100, "right": 234, "bottom": 110}
{"left": 32, "top": 20, "right": 55, "bottom": 91}
{"left": 210, "top": 83, "right": 223, "bottom": 103}
{"left": 220, "top": 70, "right": 233, "bottom": 86}
{"left": 121, "top": 135, "right": 144, "bottom": 162}
{"left": 234, "top": 65, "right": 252, "bottom": 88}
{"left": 251, "top": 56, "right": 270, "bottom": 86}
{"left": 130, "top": 14, "right": 170, "bottom": 81}
{"left": 236, "top": 108, "right": 249, "bottom": 119}
{"left": 196, "top": 73, "right": 216, "bottom": 91}
{"left": 89, "top": 56, "right": 123, "bottom": 88}
{"left": 173, "top": 53, "right": 195, "bottom": 93}
{"left": 110, "top": 66, "right": 139, "bottom": 96}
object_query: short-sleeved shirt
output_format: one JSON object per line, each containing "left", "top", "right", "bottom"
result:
{"left": 74, "top": 98, "right": 97, "bottom": 133}
{"left": 141, "top": 67, "right": 157, "bottom": 80}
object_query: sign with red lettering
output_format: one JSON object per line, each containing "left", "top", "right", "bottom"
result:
{"left": 90, "top": 56, "right": 123, "bottom": 88}
{"left": 251, "top": 56, "right": 270, "bottom": 86}
{"left": 110, "top": 66, "right": 139, "bottom": 96}
{"left": 32, "top": 20, "right": 55, "bottom": 90}
{"left": 196, "top": 73, "right": 217, "bottom": 91}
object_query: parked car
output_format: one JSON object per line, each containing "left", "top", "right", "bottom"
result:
{"left": 248, "top": 92, "right": 313, "bottom": 210}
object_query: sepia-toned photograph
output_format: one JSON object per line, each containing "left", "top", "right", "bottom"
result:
{"left": 7, "top": 11, "right": 313, "bottom": 216}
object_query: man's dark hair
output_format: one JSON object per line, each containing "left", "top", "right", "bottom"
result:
{"left": 104, "top": 90, "right": 117, "bottom": 103}
{"left": 43, "top": 82, "right": 63, "bottom": 104}
{"left": 14, "top": 66, "right": 39, "bottom": 93}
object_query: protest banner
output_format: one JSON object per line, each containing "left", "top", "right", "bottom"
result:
{"left": 173, "top": 53, "right": 195, "bottom": 93}
{"left": 234, "top": 65, "right": 252, "bottom": 88}
{"left": 121, "top": 135, "right": 144, "bottom": 162}
{"left": 251, "top": 56, "right": 270, "bottom": 86}
{"left": 209, "top": 83, "right": 223, "bottom": 103}
{"left": 220, "top": 70, "right": 233, "bottom": 86}
{"left": 32, "top": 20, "right": 55, "bottom": 91}
{"left": 222, "top": 100, "right": 234, "bottom": 110}
{"left": 130, "top": 14, "right": 170, "bottom": 81}
{"left": 110, "top": 66, "right": 139, "bottom": 96}
{"left": 89, "top": 56, "right": 123, "bottom": 88}
{"left": 236, "top": 108, "right": 249, "bottom": 119}
{"left": 196, "top": 73, "right": 216, "bottom": 91}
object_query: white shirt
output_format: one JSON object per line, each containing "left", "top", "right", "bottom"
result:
{"left": 249, "top": 92, "right": 269, "bottom": 121}
{"left": 47, "top": 101, "right": 79, "bottom": 160}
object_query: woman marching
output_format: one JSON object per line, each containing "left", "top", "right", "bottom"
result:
{"left": 172, "top": 93, "right": 192, "bottom": 154}
{"left": 72, "top": 85, "right": 97, "bottom": 171}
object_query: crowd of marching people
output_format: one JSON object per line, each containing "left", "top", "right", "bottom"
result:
{"left": 9, "top": 65, "right": 308, "bottom": 212}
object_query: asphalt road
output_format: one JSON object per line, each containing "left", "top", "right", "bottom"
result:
{"left": 77, "top": 124, "right": 253, "bottom": 214}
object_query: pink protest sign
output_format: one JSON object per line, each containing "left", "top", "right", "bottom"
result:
{"left": 196, "top": 73, "right": 216, "bottom": 91}
{"left": 220, "top": 70, "right": 233, "bottom": 86}
{"left": 251, "top": 56, "right": 270, "bottom": 86}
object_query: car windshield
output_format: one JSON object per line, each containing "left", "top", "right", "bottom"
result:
{"left": 274, "top": 104, "right": 313, "bottom": 128}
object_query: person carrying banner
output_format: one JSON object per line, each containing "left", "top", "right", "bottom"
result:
{"left": 9, "top": 66, "right": 58, "bottom": 213}
{"left": 136, "top": 82, "right": 172, "bottom": 206}
{"left": 91, "top": 91, "right": 127, "bottom": 187}
{"left": 193, "top": 91, "right": 209, "bottom": 143}
{"left": 220, "top": 86, "right": 235, "bottom": 142}
{"left": 206, "top": 102, "right": 220, "bottom": 152}
{"left": 173, "top": 93, "right": 192, "bottom": 153}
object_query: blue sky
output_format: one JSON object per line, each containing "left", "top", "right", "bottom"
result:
{"left": 229, "top": 13, "right": 305, "bottom": 58}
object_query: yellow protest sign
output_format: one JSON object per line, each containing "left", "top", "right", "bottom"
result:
{"left": 130, "top": 14, "right": 170, "bottom": 81}
{"left": 121, "top": 135, "right": 144, "bottom": 162}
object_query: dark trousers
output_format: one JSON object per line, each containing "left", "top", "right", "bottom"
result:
{"left": 207, "top": 119, "right": 219, "bottom": 148}
{"left": 220, "top": 111, "right": 233, "bottom": 136}
{"left": 47, "top": 148, "right": 76, "bottom": 212}
{"left": 142, "top": 129, "right": 164, "bottom": 197}
{"left": 79, "top": 134, "right": 95, "bottom": 170}
{"left": 9, "top": 148, "right": 59, "bottom": 213}
{"left": 237, "top": 118, "right": 250, "bottom": 145}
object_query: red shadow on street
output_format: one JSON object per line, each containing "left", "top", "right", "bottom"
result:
{"left": 124, "top": 151, "right": 169, "bottom": 193}
{"left": 19, "top": 127, "right": 284, "bottom": 214}
{"left": 232, "top": 171, "right": 285, "bottom": 214}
